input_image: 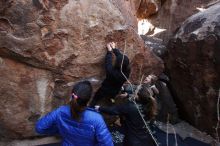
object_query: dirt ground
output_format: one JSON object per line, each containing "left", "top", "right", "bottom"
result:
{"left": 0, "top": 121, "right": 219, "bottom": 146}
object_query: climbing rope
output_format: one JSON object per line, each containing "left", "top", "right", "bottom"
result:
{"left": 120, "top": 40, "right": 159, "bottom": 146}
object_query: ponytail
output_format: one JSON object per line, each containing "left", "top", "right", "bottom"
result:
{"left": 70, "top": 99, "right": 86, "bottom": 121}
{"left": 70, "top": 81, "right": 92, "bottom": 121}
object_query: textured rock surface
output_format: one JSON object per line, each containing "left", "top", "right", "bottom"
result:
{"left": 0, "top": 58, "right": 53, "bottom": 138}
{"left": 148, "top": 0, "right": 216, "bottom": 43}
{"left": 0, "top": 0, "right": 163, "bottom": 139}
{"left": 140, "top": 35, "right": 166, "bottom": 58}
{"left": 136, "top": 0, "right": 161, "bottom": 18}
{"left": 166, "top": 3, "right": 220, "bottom": 137}
{"left": 130, "top": 49, "right": 164, "bottom": 84}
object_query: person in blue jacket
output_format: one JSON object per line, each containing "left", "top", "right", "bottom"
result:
{"left": 35, "top": 81, "right": 114, "bottom": 146}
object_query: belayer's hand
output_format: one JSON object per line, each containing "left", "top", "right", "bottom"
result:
{"left": 107, "top": 43, "right": 112, "bottom": 51}
{"left": 119, "top": 93, "right": 128, "bottom": 98}
{"left": 94, "top": 105, "right": 100, "bottom": 111}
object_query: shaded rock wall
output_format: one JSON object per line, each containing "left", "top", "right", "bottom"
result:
{"left": 140, "top": 35, "right": 166, "bottom": 58}
{"left": 166, "top": 3, "right": 220, "bottom": 137}
{"left": 0, "top": 0, "right": 163, "bottom": 139}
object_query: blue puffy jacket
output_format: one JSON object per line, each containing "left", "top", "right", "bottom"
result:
{"left": 36, "top": 105, "right": 113, "bottom": 146}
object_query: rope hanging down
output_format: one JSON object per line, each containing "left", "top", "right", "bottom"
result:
{"left": 120, "top": 40, "right": 159, "bottom": 146}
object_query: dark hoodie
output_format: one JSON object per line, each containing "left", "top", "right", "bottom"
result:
{"left": 102, "top": 48, "right": 130, "bottom": 94}
{"left": 90, "top": 48, "right": 130, "bottom": 106}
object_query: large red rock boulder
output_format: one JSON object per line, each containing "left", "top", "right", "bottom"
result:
{"left": 148, "top": 0, "right": 215, "bottom": 43}
{"left": 136, "top": 0, "right": 162, "bottom": 18}
{"left": 0, "top": 0, "right": 163, "bottom": 139}
{"left": 0, "top": 58, "right": 53, "bottom": 138}
{"left": 166, "top": 3, "right": 220, "bottom": 137}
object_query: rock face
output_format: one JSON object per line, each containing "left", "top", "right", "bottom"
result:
{"left": 130, "top": 49, "right": 164, "bottom": 84}
{"left": 0, "top": 0, "right": 163, "bottom": 139}
{"left": 136, "top": 0, "right": 162, "bottom": 18}
{"left": 0, "top": 58, "right": 53, "bottom": 138}
{"left": 148, "top": 0, "right": 215, "bottom": 43}
{"left": 140, "top": 35, "right": 167, "bottom": 58}
{"left": 166, "top": 3, "right": 220, "bottom": 137}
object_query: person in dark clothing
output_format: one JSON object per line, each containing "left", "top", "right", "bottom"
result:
{"left": 143, "top": 73, "right": 179, "bottom": 124}
{"left": 95, "top": 84, "right": 158, "bottom": 146}
{"left": 154, "top": 73, "right": 179, "bottom": 124}
{"left": 90, "top": 42, "right": 130, "bottom": 107}
{"left": 120, "top": 74, "right": 159, "bottom": 101}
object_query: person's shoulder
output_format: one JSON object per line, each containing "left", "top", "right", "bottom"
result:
{"left": 52, "top": 105, "right": 71, "bottom": 118}
{"left": 85, "top": 108, "right": 101, "bottom": 116}
{"left": 54, "top": 105, "right": 70, "bottom": 113}
{"left": 85, "top": 108, "right": 104, "bottom": 121}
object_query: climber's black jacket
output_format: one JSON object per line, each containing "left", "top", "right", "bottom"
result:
{"left": 90, "top": 48, "right": 130, "bottom": 106}
{"left": 102, "top": 48, "right": 130, "bottom": 95}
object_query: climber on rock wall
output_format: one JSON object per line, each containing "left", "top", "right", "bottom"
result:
{"left": 89, "top": 42, "right": 131, "bottom": 107}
